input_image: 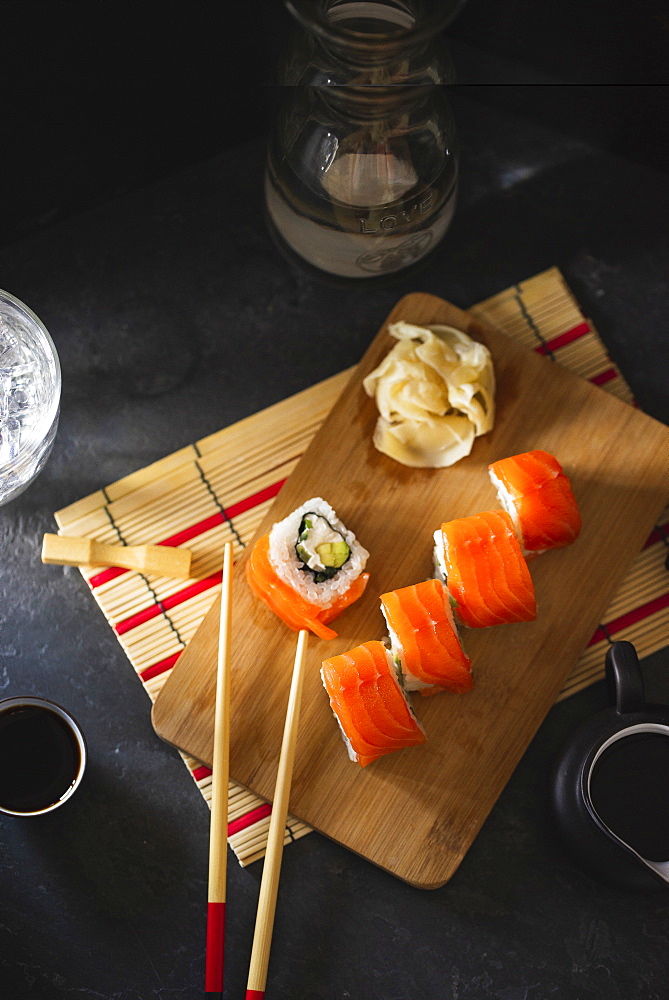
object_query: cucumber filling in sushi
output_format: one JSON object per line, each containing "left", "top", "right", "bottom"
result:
{"left": 268, "top": 497, "right": 369, "bottom": 610}
{"left": 296, "top": 512, "right": 351, "bottom": 583}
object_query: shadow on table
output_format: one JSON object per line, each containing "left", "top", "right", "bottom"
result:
{"left": 2, "top": 757, "right": 195, "bottom": 922}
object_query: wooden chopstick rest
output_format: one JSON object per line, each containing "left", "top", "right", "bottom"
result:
{"left": 41, "top": 533, "right": 192, "bottom": 579}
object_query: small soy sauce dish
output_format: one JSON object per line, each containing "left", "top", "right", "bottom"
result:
{"left": 551, "top": 641, "right": 669, "bottom": 892}
{"left": 0, "top": 696, "right": 87, "bottom": 817}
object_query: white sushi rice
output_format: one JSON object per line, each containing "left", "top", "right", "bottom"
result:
{"left": 268, "top": 497, "right": 369, "bottom": 609}
{"left": 488, "top": 469, "right": 522, "bottom": 539}
{"left": 319, "top": 665, "right": 358, "bottom": 763}
{"left": 432, "top": 528, "right": 447, "bottom": 583}
{"left": 488, "top": 469, "right": 543, "bottom": 556}
{"left": 381, "top": 614, "right": 433, "bottom": 693}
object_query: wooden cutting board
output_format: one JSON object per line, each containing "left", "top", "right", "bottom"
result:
{"left": 152, "top": 292, "right": 669, "bottom": 888}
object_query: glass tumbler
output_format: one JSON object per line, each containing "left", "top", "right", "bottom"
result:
{"left": 264, "top": 0, "right": 464, "bottom": 280}
{"left": 0, "top": 290, "right": 61, "bottom": 506}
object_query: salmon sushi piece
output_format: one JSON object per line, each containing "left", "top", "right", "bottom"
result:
{"left": 434, "top": 510, "right": 537, "bottom": 628}
{"left": 380, "top": 579, "right": 472, "bottom": 697}
{"left": 246, "top": 497, "right": 370, "bottom": 640}
{"left": 320, "top": 640, "right": 427, "bottom": 767}
{"left": 488, "top": 450, "right": 581, "bottom": 554}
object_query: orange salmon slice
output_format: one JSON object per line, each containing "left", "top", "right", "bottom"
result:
{"left": 489, "top": 450, "right": 582, "bottom": 553}
{"left": 439, "top": 510, "right": 537, "bottom": 628}
{"left": 321, "top": 641, "right": 426, "bottom": 767}
{"left": 380, "top": 579, "right": 473, "bottom": 695}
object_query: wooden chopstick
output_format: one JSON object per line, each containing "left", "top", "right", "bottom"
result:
{"left": 204, "top": 541, "right": 234, "bottom": 995}
{"left": 245, "top": 629, "right": 309, "bottom": 1000}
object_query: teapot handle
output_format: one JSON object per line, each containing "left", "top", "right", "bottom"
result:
{"left": 605, "top": 640, "right": 645, "bottom": 714}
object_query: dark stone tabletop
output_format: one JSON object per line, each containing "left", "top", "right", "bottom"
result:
{"left": 1, "top": 2, "right": 667, "bottom": 998}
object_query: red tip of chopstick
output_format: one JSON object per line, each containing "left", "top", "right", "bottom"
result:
{"left": 245, "top": 991, "right": 265, "bottom": 999}
{"left": 205, "top": 901, "right": 226, "bottom": 992}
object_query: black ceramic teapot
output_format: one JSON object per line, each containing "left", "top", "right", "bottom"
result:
{"left": 551, "top": 641, "right": 669, "bottom": 892}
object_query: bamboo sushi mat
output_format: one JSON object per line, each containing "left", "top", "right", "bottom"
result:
{"left": 54, "top": 266, "right": 669, "bottom": 867}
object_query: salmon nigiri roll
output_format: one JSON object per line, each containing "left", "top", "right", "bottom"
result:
{"left": 380, "top": 579, "right": 472, "bottom": 697}
{"left": 246, "top": 497, "right": 369, "bottom": 640}
{"left": 321, "top": 640, "right": 426, "bottom": 767}
{"left": 434, "top": 509, "right": 537, "bottom": 628}
{"left": 488, "top": 450, "right": 581, "bottom": 554}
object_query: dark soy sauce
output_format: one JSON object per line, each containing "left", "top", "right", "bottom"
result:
{"left": 589, "top": 732, "right": 669, "bottom": 861}
{"left": 0, "top": 705, "right": 81, "bottom": 813}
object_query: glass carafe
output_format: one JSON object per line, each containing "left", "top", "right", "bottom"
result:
{"left": 264, "top": 0, "right": 463, "bottom": 280}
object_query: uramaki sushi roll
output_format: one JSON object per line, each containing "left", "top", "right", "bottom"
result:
{"left": 433, "top": 509, "right": 537, "bottom": 628}
{"left": 488, "top": 449, "right": 582, "bottom": 554}
{"left": 246, "top": 497, "right": 369, "bottom": 640}
{"left": 321, "top": 640, "right": 426, "bottom": 767}
{"left": 380, "top": 579, "right": 472, "bottom": 696}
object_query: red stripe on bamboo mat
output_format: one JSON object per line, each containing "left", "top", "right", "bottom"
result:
{"left": 115, "top": 572, "right": 223, "bottom": 634}
{"left": 159, "top": 478, "right": 286, "bottom": 548}
{"left": 588, "top": 592, "right": 669, "bottom": 646}
{"left": 644, "top": 521, "right": 669, "bottom": 548}
{"left": 162, "top": 512, "right": 226, "bottom": 548}
{"left": 227, "top": 803, "right": 273, "bottom": 837}
{"left": 225, "top": 479, "right": 286, "bottom": 519}
{"left": 88, "top": 565, "right": 127, "bottom": 588}
{"left": 88, "top": 478, "right": 286, "bottom": 590}
{"left": 535, "top": 321, "right": 591, "bottom": 355}
{"left": 590, "top": 368, "right": 618, "bottom": 386}
{"left": 191, "top": 765, "right": 212, "bottom": 781}
{"left": 139, "top": 651, "right": 182, "bottom": 681}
